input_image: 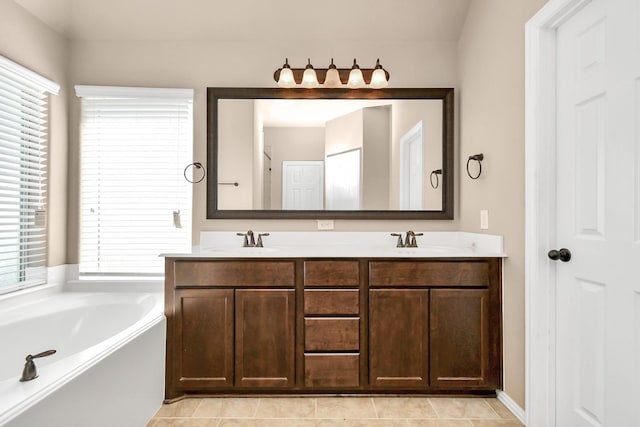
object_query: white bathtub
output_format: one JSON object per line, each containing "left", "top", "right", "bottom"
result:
{"left": 0, "top": 288, "right": 165, "bottom": 427}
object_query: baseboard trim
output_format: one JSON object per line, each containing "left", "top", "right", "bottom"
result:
{"left": 497, "top": 390, "right": 526, "bottom": 425}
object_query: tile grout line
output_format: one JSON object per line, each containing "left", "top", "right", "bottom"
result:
{"left": 427, "top": 398, "right": 441, "bottom": 418}
{"left": 370, "top": 397, "right": 379, "bottom": 419}
{"left": 481, "top": 397, "right": 501, "bottom": 419}
{"left": 252, "top": 398, "right": 261, "bottom": 418}
{"left": 192, "top": 398, "right": 205, "bottom": 418}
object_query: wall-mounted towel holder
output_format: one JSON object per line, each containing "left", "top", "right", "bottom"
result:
{"left": 429, "top": 169, "right": 442, "bottom": 189}
{"left": 184, "top": 162, "right": 206, "bottom": 183}
{"left": 466, "top": 153, "right": 484, "bottom": 179}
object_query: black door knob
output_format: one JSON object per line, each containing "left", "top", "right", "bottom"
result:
{"left": 548, "top": 248, "right": 571, "bottom": 262}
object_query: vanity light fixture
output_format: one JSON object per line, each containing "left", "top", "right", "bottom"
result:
{"left": 301, "top": 58, "right": 319, "bottom": 89}
{"left": 323, "top": 58, "right": 342, "bottom": 88}
{"left": 276, "top": 58, "right": 296, "bottom": 88}
{"left": 273, "top": 58, "right": 390, "bottom": 89}
{"left": 370, "top": 59, "right": 389, "bottom": 89}
{"left": 346, "top": 59, "right": 365, "bottom": 89}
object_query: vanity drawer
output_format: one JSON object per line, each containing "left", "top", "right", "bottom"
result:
{"left": 304, "top": 354, "right": 360, "bottom": 388}
{"left": 304, "top": 290, "right": 359, "bottom": 315}
{"left": 173, "top": 260, "right": 295, "bottom": 287}
{"left": 369, "top": 261, "right": 489, "bottom": 287}
{"left": 304, "top": 261, "right": 359, "bottom": 287}
{"left": 305, "top": 318, "right": 360, "bottom": 351}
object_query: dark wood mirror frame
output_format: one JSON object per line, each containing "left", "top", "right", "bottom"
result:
{"left": 206, "top": 87, "right": 454, "bottom": 220}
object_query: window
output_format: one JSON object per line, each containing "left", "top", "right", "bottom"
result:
{"left": 75, "top": 86, "right": 193, "bottom": 276}
{"left": 0, "top": 55, "right": 59, "bottom": 294}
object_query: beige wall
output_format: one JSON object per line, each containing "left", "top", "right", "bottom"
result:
{"left": 0, "top": 0, "right": 69, "bottom": 267}
{"left": 362, "top": 106, "right": 390, "bottom": 210}
{"left": 458, "top": 0, "right": 548, "bottom": 408}
{"left": 217, "top": 99, "right": 254, "bottom": 209}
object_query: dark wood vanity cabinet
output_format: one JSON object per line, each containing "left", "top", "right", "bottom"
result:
{"left": 165, "top": 260, "right": 296, "bottom": 399}
{"left": 369, "top": 260, "right": 502, "bottom": 391}
{"left": 165, "top": 257, "right": 502, "bottom": 399}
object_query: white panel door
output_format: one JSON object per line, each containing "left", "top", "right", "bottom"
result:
{"left": 555, "top": 0, "right": 640, "bottom": 426}
{"left": 281, "top": 161, "right": 324, "bottom": 210}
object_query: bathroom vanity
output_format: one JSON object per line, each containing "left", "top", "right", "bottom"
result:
{"left": 163, "top": 232, "right": 504, "bottom": 400}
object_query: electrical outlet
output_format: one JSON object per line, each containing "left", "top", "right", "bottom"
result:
{"left": 317, "top": 220, "right": 334, "bottom": 230}
{"left": 480, "top": 210, "right": 489, "bottom": 230}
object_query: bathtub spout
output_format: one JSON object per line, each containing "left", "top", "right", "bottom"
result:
{"left": 20, "top": 349, "right": 56, "bottom": 382}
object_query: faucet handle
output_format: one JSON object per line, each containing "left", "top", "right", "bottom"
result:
{"left": 20, "top": 349, "right": 56, "bottom": 382}
{"left": 236, "top": 232, "right": 249, "bottom": 247}
{"left": 256, "top": 233, "right": 270, "bottom": 248}
{"left": 410, "top": 232, "right": 423, "bottom": 248}
{"left": 390, "top": 233, "right": 404, "bottom": 247}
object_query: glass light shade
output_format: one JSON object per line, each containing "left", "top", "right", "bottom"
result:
{"left": 324, "top": 67, "right": 342, "bottom": 88}
{"left": 301, "top": 68, "right": 319, "bottom": 88}
{"left": 370, "top": 68, "right": 388, "bottom": 89}
{"left": 347, "top": 68, "right": 365, "bottom": 89}
{"left": 277, "top": 67, "right": 295, "bottom": 88}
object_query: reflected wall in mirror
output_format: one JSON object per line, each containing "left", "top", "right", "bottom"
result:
{"left": 207, "top": 88, "right": 453, "bottom": 220}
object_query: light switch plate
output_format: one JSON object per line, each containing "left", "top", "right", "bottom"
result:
{"left": 480, "top": 210, "right": 489, "bottom": 230}
{"left": 317, "top": 220, "right": 334, "bottom": 230}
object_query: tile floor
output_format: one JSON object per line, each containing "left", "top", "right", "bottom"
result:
{"left": 146, "top": 397, "right": 524, "bottom": 426}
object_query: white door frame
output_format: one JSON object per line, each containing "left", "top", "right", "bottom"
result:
{"left": 524, "top": 0, "right": 594, "bottom": 426}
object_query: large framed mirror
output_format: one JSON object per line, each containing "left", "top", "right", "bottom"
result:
{"left": 206, "top": 87, "right": 453, "bottom": 219}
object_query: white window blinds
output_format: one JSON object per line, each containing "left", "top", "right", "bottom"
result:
{"left": 76, "top": 86, "right": 193, "bottom": 275}
{"left": 0, "top": 55, "right": 59, "bottom": 294}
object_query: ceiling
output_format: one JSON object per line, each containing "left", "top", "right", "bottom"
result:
{"left": 14, "top": 0, "right": 471, "bottom": 42}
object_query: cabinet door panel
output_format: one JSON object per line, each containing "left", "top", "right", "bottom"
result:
{"left": 430, "top": 289, "right": 496, "bottom": 388}
{"left": 235, "top": 289, "right": 295, "bottom": 388}
{"left": 175, "top": 289, "right": 234, "bottom": 389}
{"left": 369, "top": 289, "right": 429, "bottom": 388}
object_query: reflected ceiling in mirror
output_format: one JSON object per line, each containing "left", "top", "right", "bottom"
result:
{"left": 207, "top": 88, "right": 453, "bottom": 220}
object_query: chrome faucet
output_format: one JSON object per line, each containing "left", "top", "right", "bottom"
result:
{"left": 390, "top": 231, "right": 424, "bottom": 248}
{"left": 20, "top": 349, "right": 56, "bottom": 382}
{"left": 237, "top": 230, "right": 269, "bottom": 247}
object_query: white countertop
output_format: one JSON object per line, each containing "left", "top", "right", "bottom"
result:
{"left": 163, "top": 231, "right": 506, "bottom": 259}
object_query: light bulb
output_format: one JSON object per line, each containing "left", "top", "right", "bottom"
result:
{"left": 323, "top": 58, "right": 342, "bottom": 88}
{"left": 276, "top": 58, "right": 295, "bottom": 88}
{"left": 301, "top": 58, "right": 319, "bottom": 89}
